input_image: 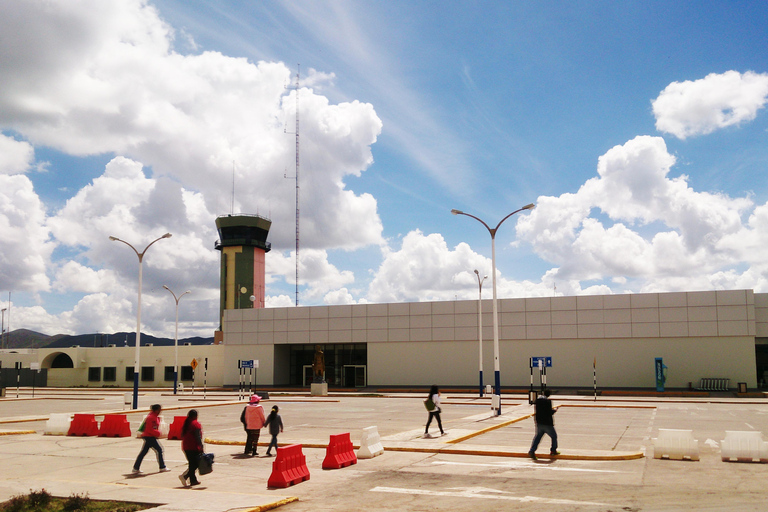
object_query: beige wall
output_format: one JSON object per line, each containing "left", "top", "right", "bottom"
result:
{"left": 1, "top": 289, "right": 762, "bottom": 389}
{"left": 224, "top": 289, "right": 760, "bottom": 389}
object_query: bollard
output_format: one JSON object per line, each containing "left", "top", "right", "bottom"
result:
{"left": 98, "top": 414, "right": 132, "bottom": 437}
{"left": 357, "top": 426, "right": 384, "bottom": 459}
{"left": 267, "top": 444, "right": 310, "bottom": 488}
{"left": 44, "top": 413, "right": 73, "bottom": 436}
{"left": 322, "top": 432, "right": 357, "bottom": 469}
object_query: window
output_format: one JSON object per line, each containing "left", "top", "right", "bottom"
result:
{"left": 164, "top": 366, "right": 175, "bottom": 381}
{"left": 103, "top": 367, "right": 116, "bottom": 382}
{"left": 140, "top": 366, "right": 154, "bottom": 382}
{"left": 88, "top": 367, "right": 101, "bottom": 382}
{"left": 180, "top": 366, "right": 194, "bottom": 381}
{"left": 125, "top": 367, "right": 135, "bottom": 381}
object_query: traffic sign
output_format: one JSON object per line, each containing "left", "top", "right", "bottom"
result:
{"left": 530, "top": 356, "right": 552, "bottom": 368}
{"left": 190, "top": 359, "right": 198, "bottom": 370}
{"left": 241, "top": 359, "right": 254, "bottom": 369}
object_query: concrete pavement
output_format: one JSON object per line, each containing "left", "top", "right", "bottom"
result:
{"left": 1, "top": 388, "right": 768, "bottom": 511}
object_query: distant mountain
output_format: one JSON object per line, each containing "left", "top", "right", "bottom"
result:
{"left": 2, "top": 330, "right": 214, "bottom": 349}
{"left": 0, "top": 329, "right": 65, "bottom": 349}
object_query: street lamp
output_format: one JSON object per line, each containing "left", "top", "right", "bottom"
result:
{"left": 109, "top": 232, "right": 172, "bottom": 409}
{"left": 474, "top": 270, "right": 487, "bottom": 397}
{"left": 163, "top": 285, "right": 190, "bottom": 395}
{"left": 452, "top": 204, "right": 535, "bottom": 415}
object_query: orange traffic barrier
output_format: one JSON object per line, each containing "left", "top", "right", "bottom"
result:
{"left": 98, "top": 414, "right": 131, "bottom": 437}
{"left": 267, "top": 444, "right": 310, "bottom": 488}
{"left": 322, "top": 432, "right": 358, "bottom": 469}
{"left": 67, "top": 413, "right": 99, "bottom": 436}
{"left": 167, "top": 416, "right": 187, "bottom": 440}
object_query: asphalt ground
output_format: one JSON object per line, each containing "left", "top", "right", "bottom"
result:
{"left": 1, "top": 388, "right": 768, "bottom": 511}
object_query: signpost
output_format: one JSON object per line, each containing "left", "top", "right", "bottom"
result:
{"left": 190, "top": 358, "right": 198, "bottom": 394}
{"left": 529, "top": 357, "right": 552, "bottom": 404}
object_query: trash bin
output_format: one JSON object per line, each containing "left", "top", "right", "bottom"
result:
{"left": 738, "top": 382, "right": 747, "bottom": 393}
{"left": 124, "top": 393, "right": 132, "bottom": 409}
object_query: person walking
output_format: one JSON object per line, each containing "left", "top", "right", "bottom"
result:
{"left": 132, "top": 404, "right": 170, "bottom": 474}
{"left": 264, "top": 405, "right": 283, "bottom": 457}
{"left": 424, "top": 384, "right": 445, "bottom": 437}
{"left": 528, "top": 388, "right": 559, "bottom": 459}
{"left": 240, "top": 394, "right": 266, "bottom": 456}
{"left": 179, "top": 409, "right": 203, "bottom": 487}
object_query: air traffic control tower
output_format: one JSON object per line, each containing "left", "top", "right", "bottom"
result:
{"left": 214, "top": 214, "right": 271, "bottom": 343}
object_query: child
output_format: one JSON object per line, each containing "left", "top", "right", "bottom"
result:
{"left": 263, "top": 405, "right": 284, "bottom": 457}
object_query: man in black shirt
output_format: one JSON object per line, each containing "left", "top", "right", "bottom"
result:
{"left": 528, "top": 388, "right": 559, "bottom": 459}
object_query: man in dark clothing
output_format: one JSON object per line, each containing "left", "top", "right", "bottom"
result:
{"left": 528, "top": 388, "right": 559, "bottom": 459}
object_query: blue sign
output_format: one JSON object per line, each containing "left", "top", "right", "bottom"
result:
{"left": 655, "top": 357, "right": 666, "bottom": 392}
{"left": 530, "top": 357, "right": 552, "bottom": 368}
{"left": 240, "top": 359, "right": 254, "bottom": 369}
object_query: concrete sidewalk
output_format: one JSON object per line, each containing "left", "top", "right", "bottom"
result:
{"left": 1, "top": 389, "right": 767, "bottom": 511}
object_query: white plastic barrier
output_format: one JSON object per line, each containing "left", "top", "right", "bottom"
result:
{"left": 721, "top": 431, "right": 768, "bottom": 463}
{"left": 44, "top": 413, "right": 73, "bottom": 436}
{"left": 357, "top": 426, "right": 384, "bottom": 459}
{"left": 652, "top": 429, "right": 699, "bottom": 461}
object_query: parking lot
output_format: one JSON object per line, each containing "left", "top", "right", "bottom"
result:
{"left": 1, "top": 388, "right": 768, "bottom": 511}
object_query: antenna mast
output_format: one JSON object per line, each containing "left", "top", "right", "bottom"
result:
{"left": 284, "top": 65, "right": 301, "bottom": 306}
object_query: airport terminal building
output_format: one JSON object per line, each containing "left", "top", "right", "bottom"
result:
{"left": 1, "top": 215, "right": 766, "bottom": 392}
{"left": 2, "top": 288, "right": 766, "bottom": 392}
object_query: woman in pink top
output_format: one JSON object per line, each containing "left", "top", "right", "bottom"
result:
{"left": 179, "top": 410, "right": 203, "bottom": 486}
{"left": 132, "top": 404, "right": 169, "bottom": 474}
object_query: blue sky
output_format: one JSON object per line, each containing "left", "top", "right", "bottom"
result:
{"left": 1, "top": 1, "right": 768, "bottom": 337}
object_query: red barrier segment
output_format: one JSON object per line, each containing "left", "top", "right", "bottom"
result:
{"left": 98, "top": 414, "right": 131, "bottom": 437}
{"left": 67, "top": 413, "right": 99, "bottom": 436}
{"left": 322, "top": 432, "right": 358, "bottom": 469}
{"left": 167, "top": 416, "right": 187, "bottom": 440}
{"left": 267, "top": 444, "right": 310, "bottom": 488}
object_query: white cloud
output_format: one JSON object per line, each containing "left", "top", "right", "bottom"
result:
{"left": 0, "top": 0, "right": 385, "bottom": 252}
{"left": 652, "top": 70, "right": 768, "bottom": 139}
{"left": 516, "top": 135, "right": 755, "bottom": 292}
{"left": 0, "top": 174, "right": 53, "bottom": 292}
{"left": 0, "top": 135, "right": 34, "bottom": 175}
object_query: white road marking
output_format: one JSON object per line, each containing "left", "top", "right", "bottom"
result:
{"left": 370, "top": 486, "right": 609, "bottom": 505}
{"left": 431, "top": 460, "right": 620, "bottom": 473}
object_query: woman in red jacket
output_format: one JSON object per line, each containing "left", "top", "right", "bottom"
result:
{"left": 132, "top": 404, "right": 169, "bottom": 474}
{"left": 179, "top": 409, "right": 203, "bottom": 486}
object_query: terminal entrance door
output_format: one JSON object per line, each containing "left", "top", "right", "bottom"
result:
{"left": 287, "top": 343, "right": 366, "bottom": 387}
{"left": 343, "top": 365, "right": 366, "bottom": 387}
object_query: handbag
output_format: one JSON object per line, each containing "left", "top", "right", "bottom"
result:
{"left": 198, "top": 452, "right": 214, "bottom": 475}
{"left": 424, "top": 396, "right": 434, "bottom": 411}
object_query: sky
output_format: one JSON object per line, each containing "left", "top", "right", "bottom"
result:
{"left": 1, "top": 0, "right": 768, "bottom": 339}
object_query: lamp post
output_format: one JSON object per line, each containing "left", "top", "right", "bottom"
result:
{"left": 474, "top": 270, "right": 487, "bottom": 397}
{"left": 109, "top": 233, "right": 172, "bottom": 409}
{"left": 163, "top": 285, "right": 190, "bottom": 395}
{"left": 452, "top": 204, "right": 535, "bottom": 415}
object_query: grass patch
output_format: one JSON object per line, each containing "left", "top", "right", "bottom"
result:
{"left": 0, "top": 489, "right": 153, "bottom": 512}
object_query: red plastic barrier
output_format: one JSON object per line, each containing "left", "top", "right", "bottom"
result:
{"left": 167, "top": 416, "right": 187, "bottom": 440}
{"left": 98, "top": 414, "right": 131, "bottom": 437}
{"left": 67, "top": 413, "right": 99, "bottom": 436}
{"left": 267, "top": 444, "right": 310, "bottom": 488}
{"left": 322, "top": 432, "right": 358, "bottom": 469}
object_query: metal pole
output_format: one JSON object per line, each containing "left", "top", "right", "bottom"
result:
{"left": 133, "top": 255, "right": 143, "bottom": 410}
{"left": 490, "top": 233, "right": 502, "bottom": 414}
{"left": 475, "top": 270, "right": 485, "bottom": 397}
